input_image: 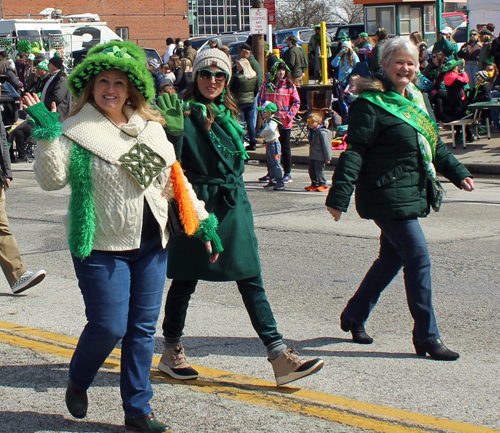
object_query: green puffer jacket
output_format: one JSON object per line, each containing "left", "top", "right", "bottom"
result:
{"left": 325, "top": 79, "right": 471, "bottom": 221}
{"left": 230, "top": 71, "right": 258, "bottom": 105}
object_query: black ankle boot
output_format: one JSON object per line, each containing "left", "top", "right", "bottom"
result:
{"left": 65, "top": 380, "right": 88, "bottom": 419}
{"left": 340, "top": 312, "right": 373, "bottom": 344}
{"left": 413, "top": 338, "right": 460, "bottom": 361}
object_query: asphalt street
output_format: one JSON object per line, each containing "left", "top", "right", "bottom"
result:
{"left": 0, "top": 161, "right": 499, "bottom": 433}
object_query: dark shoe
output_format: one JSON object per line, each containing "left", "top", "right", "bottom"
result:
{"left": 273, "top": 185, "right": 285, "bottom": 191}
{"left": 258, "top": 175, "right": 271, "bottom": 183}
{"left": 65, "top": 380, "right": 88, "bottom": 419}
{"left": 340, "top": 312, "right": 373, "bottom": 344}
{"left": 263, "top": 181, "right": 276, "bottom": 188}
{"left": 125, "top": 413, "right": 171, "bottom": 432}
{"left": 246, "top": 145, "right": 256, "bottom": 151}
{"left": 413, "top": 338, "right": 460, "bottom": 361}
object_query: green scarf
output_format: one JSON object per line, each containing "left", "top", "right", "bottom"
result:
{"left": 68, "top": 144, "right": 95, "bottom": 259}
{"left": 185, "top": 100, "right": 249, "bottom": 160}
{"left": 358, "top": 83, "right": 439, "bottom": 180}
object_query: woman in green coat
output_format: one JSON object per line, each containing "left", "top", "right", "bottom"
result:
{"left": 158, "top": 48, "right": 323, "bottom": 386}
{"left": 326, "top": 38, "right": 475, "bottom": 361}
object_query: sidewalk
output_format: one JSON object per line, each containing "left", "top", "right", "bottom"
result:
{"left": 247, "top": 128, "right": 500, "bottom": 175}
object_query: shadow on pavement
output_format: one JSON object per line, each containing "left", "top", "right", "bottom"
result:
{"left": 0, "top": 411, "right": 119, "bottom": 432}
{"left": 153, "top": 336, "right": 417, "bottom": 359}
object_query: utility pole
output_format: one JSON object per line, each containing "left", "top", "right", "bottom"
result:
{"left": 251, "top": 0, "right": 265, "bottom": 75}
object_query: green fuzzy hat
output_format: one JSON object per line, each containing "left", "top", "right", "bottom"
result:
{"left": 442, "top": 58, "right": 463, "bottom": 73}
{"left": 67, "top": 41, "right": 155, "bottom": 102}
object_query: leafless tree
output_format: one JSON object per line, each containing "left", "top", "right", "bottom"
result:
{"left": 331, "top": 0, "right": 363, "bottom": 23}
{"left": 275, "top": 0, "right": 363, "bottom": 29}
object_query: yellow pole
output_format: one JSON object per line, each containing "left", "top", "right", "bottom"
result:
{"left": 302, "top": 43, "right": 309, "bottom": 85}
{"left": 320, "top": 21, "right": 328, "bottom": 85}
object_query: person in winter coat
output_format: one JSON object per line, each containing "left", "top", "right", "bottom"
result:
{"left": 168, "top": 55, "right": 182, "bottom": 91}
{"left": 282, "top": 35, "right": 307, "bottom": 87}
{"left": 25, "top": 41, "right": 220, "bottom": 433}
{"left": 157, "top": 48, "right": 323, "bottom": 387}
{"left": 256, "top": 101, "right": 284, "bottom": 190}
{"left": 230, "top": 58, "right": 259, "bottom": 150}
{"left": 304, "top": 112, "right": 331, "bottom": 192}
{"left": 183, "top": 40, "right": 197, "bottom": 64}
{"left": 40, "top": 56, "right": 71, "bottom": 120}
{"left": 0, "top": 52, "right": 21, "bottom": 92}
{"left": 443, "top": 59, "right": 475, "bottom": 143}
{"left": 331, "top": 40, "right": 359, "bottom": 86}
{"left": 258, "top": 59, "right": 300, "bottom": 183}
{"left": 432, "top": 27, "right": 458, "bottom": 59}
{"left": 370, "top": 28, "right": 389, "bottom": 73}
{"left": 355, "top": 32, "right": 374, "bottom": 69}
{"left": 177, "top": 57, "right": 193, "bottom": 95}
{"left": 326, "top": 37, "right": 475, "bottom": 362}
{"left": 458, "top": 30, "right": 482, "bottom": 84}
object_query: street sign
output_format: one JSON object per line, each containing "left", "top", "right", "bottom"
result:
{"left": 250, "top": 8, "right": 268, "bottom": 34}
{"left": 264, "top": 0, "right": 276, "bottom": 25}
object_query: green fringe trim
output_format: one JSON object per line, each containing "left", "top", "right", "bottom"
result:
{"left": 31, "top": 122, "right": 63, "bottom": 141}
{"left": 194, "top": 213, "right": 224, "bottom": 253}
{"left": 68, "top": 144, "right": 96, "bottom": 259}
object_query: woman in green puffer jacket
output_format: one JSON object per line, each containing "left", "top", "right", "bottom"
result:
{"left": 326, "top": 37, "right": 475, "bottom": 361}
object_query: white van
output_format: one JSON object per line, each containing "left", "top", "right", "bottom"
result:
{"left": 0, "top": 18, "right": 121, "bottom": 57}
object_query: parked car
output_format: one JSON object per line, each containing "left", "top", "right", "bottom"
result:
{"left": 443, "top": 12, "right": 467, "bottom": 30}
{"left": 331, "top": 23, "right": 365, "bottom": 50}
{"left": 0, "top": 79, "right": 21, "bottom": 128}
{"left": 142, "top": 47, "right": 162, "bottom": 66}
{"left": 187, "top": 33, "right": 250, "bottom": 51}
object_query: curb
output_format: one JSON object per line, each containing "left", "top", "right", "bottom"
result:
{"left": 247, "top": 151, "right": 500, "bottom": 176}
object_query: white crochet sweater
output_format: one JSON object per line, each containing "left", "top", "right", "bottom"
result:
{"left": 34, "top": 103, "right": 209, "bottom": 252}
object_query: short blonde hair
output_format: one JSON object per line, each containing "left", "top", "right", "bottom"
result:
{"left": 308, "top": 112, "right": 323, "bottom": 123}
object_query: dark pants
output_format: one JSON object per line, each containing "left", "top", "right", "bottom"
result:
{"left": 238, "top": 103, "right": 256, "bottom": 146}
{"left": 308, "top": 159, "right": 326, "bottom": 186}
{"left": 343, "top": 219, "right": 440, "bottom": 342}
{"left": 278, "top": 126, "right": 292, "bottom": 175}
{"left": 429, "top": 90, "right": 449, "bottom": 122}
{"left": 8, "top": 120, "right": 33, "bottom": 160}
{"left": 162, "top": 275, "right": 283, "bottom": 347}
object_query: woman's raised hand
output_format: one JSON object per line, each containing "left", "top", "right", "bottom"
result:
{"left": 23, "top": 93, "right": 57, "bottom": 112}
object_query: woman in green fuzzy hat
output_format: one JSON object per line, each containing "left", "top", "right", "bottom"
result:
{"left": 23, "top": 40, "right": 221, "bottom": 433}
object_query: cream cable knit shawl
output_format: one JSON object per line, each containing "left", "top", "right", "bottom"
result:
{"left": 34, "top": 103, "right": 209, "bottom": 252}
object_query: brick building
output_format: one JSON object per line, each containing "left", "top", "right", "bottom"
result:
{"left": 1, "top": 0, "right": 190, "bottom": 55}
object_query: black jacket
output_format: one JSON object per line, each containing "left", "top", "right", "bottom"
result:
{"left": 43, "top": 70, "right": 71, "bottom": 120}
{"left": 0, "top": 113, "right": 12, "bottom": 179}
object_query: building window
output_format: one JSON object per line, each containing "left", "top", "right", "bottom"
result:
{"left": 424, "top": 5, "right": 436, "bottom": 34}
{"left": 189, "top": 0, "right": 251, "bottom": 36}
{"left": 399, "top": 5, "right": 421, "bottom": 35}
{"left": 116, "top": 27, "right": 129, "bottom": 40}
{"left": 365, "top": 6, "right": 395, "bottom": 36}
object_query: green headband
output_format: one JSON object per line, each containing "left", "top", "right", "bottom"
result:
{"left": 67, "top": 41, "right": 156, "bottom": 102}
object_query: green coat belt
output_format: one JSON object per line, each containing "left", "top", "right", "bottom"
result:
{"left": 167, "top": 109, "right": 261, "bottom": 281}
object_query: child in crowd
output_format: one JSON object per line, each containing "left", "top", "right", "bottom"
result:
{"left": 256, "top": 101, "right": 284, "bottom": 191}
{"left": 158, "top": 76, "right": 176, "bottom": 97}
{"left": 470, "top": 70, "right": 492, "bottom": 104}
{"left": 305, "top": 112, "right": 332, "bottom": 192}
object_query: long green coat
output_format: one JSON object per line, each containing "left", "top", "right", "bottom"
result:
{"left": 167, "top": 106, "right": 261, "bottom": 281}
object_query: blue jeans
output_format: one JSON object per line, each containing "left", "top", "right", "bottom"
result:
{"left": 238, "top": 103, "right": 256, "bottom": 146}
{"left": 343, "top": 219, "right": 440, "bottom": 342}
{"left": 70, "top": 237, "right": 167, "bottom": 418}
{"left": 265, "top": 140, "right": 284, "bottom": 187}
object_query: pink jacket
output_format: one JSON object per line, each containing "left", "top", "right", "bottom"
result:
{"left": 257, "top": 78, "right": 301, "bottom": 129}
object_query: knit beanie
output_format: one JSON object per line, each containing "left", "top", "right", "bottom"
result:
{"left": 192, "top": 48, "right": 233, "bottom": 81}
{"left": 67, "top": 41, "right": 155, "bottom": 101}
{"left": 341, "top": 41, "right": 353, "bottom": 50}
{"left": 49, "top": 56, "right": 64, "bottom": 70}
{"left": 475, "top": 70, "right": 489, "bottom": 81}
{"left": 36, "top": 60, "right": 49, "bottom": 71}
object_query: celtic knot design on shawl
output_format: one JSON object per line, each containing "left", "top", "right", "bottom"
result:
{"left": 118, "top": 143, "right": 167, "bottom": 187}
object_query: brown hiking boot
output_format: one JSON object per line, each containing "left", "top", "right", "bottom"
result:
{"left": 269, "top": 348, "right": 324, "bottom": 386}
{"left": 158, "top": 344, "right": 199, "bottom": 380}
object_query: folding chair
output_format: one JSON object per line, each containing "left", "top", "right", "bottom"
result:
{"left": 443, "top": 109, "right": 483, "bottom": 149}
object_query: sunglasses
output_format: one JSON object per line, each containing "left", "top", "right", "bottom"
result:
{"left": 307, "top": 118, "right": 317, "bottom": 124}
{"left": 198, "top": 68, "right": 228, "bottom": 83}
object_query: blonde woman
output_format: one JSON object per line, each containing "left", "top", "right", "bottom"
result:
{"left": 331, "top": 40, "right": 359, "bottom": 86}
{"left": 178, "top": 57, "right": 193, "bottom": 93}
{"left": 230, "top": 58, "right": 259, "bottom": 149}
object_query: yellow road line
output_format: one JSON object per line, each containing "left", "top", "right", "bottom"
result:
{"left": 0, "top": 320, "right": 498, "bottom": 433}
